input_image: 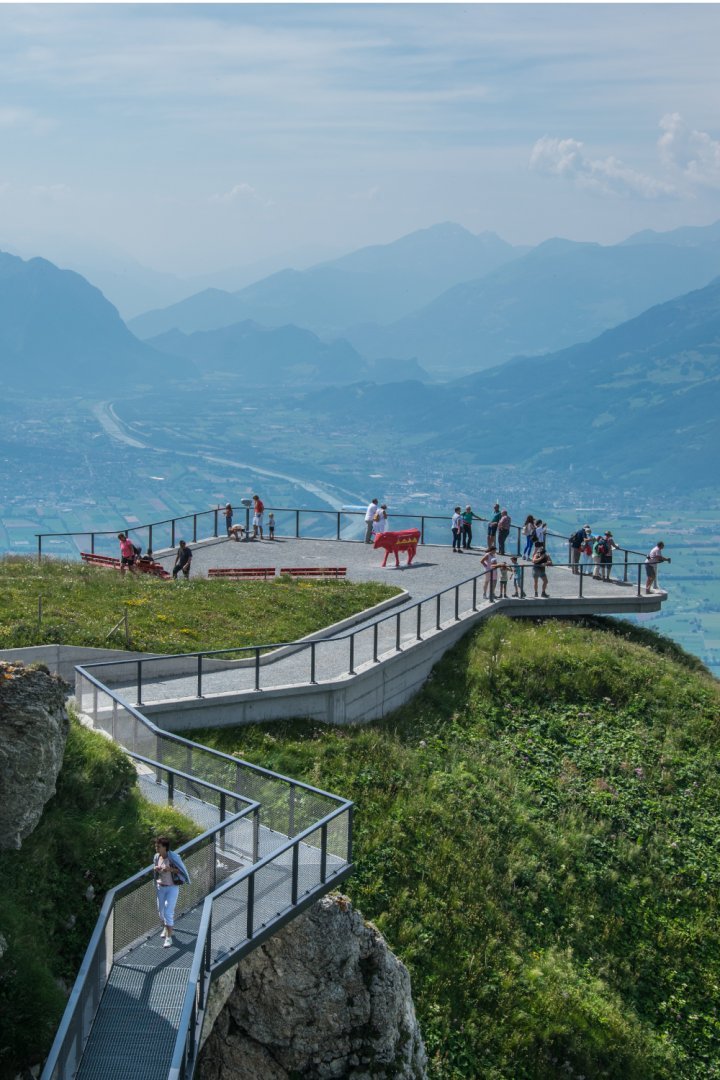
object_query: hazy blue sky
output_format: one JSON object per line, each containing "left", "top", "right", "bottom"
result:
{"left": 2, "top": 3, "right": 720, "bottom": 275}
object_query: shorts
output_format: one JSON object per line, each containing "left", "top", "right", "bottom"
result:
{"left": 532, "top": 566, "right": 547, "bottom": 579}
{"left": 646, "top": 563, "right": 657, "bottom": 580}
{"left": 253, "top": 513, "right": 263, "bottom": 526}
{"left": 121, "top": 555, "right": 135, "bottom": 567}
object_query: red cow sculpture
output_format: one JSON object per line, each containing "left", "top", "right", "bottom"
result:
{"left": 373, "top": 528, "right": 421, "bottom": 567}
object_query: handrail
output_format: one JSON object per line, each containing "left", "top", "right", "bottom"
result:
{"left": 33, "top": 503, "right": 649, "bottom": 565}
{"left": 79, "top": 557, "right": 656, "bottom": 704}
{"left": 42, "top": 669, "right": 353, "bottom": 1079}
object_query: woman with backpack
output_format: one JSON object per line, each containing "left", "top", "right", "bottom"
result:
{"left": 153, "top": 836, "right": 191, "bottom": 948}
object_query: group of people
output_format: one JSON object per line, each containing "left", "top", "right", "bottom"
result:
{"left": 223, "top": 496, "right": 275, "bottom": 542}
{"left": 448, "top": 503, "right": 670, "bottom": 599}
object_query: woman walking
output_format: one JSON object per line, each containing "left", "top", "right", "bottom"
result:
{"left": 154, "top": 836, "right": 191, "bottom": 948}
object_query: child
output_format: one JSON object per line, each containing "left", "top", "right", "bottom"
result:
{"left": 268, "top": 512, "right": 275, "bottom": 540}
{"left": 511, "top": 555, "right": 524, "bottom": 598}
{"left": 498, "top": 561, "right": 510, "bottom": 598}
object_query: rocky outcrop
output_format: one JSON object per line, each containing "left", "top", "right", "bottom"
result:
{"left": 0, "top": 661, "right": 70, "bottom": 849}
{"left": 198, "top": 893, "right": 427, "bottom": 1080}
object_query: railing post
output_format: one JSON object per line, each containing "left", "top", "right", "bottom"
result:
{"left": 295, "top": 509, "right": 300, "bottom": 538}
{"left": 624, "top": 550, "right": 629, "bottom": 583}
{"left": 454, "top": 585, "right": 460, "bottom": 620}
{"left": 193, "top": 514, "right": 197, "bottom": 543}
{"left": 638, "top": 563, "right": 642, "bottom": 596}
{"left": 436, "top": 593, "right": 441, "bottom": 630}
{"left": 516, "top": 527, "right": 521, "bottom": 556}
{"left": 420, "top": 516, "right": 425, "bottom": 545}
{"left": 112, "top": 697, "right": 117, "bottom": 740}
{"left": 171, "top": 519, "right": 176, "bottom": 548}
{"left": 148, "top": 523, "right": 153, "bottom": 555}
{"left": 252, "top": 809, "right": 260, "bottom": 862}
{"left": 197, "top": 654, "right": 203, "bottom": 698}
{"left": 255, "top": 648, "right": 261, "bottom": 691}
{"left": 247, "top": 875, "right": 255, "bottom": 939}
{"left": 37, "top": 534, "right": 42, "bottom": 563}
{"left": 136, "top": 660, "right": 143, "bottom": 707}
{"left": 291, "top": 844, "right": 299, "bottom": 905}
{"left": 416, "top": 602, "right": 422, "bottom": 641}
{"left": 91, "top": 532, "right": 96, "bottom": 555}
{"left": 373, "top": 622, "right": 379, "bottom": 662}
{"left": 214, "top": 509, "right": 219, "bottom": 537}
{"left": 310, "top": 642, "right": 317, "bottom": 684}
{"left": 520, "top": 565, "right": 525, "bottom": 597}
{"left": 289, "top": 784, "right": 296, "bottom": 836}
{"left": 472, "top": 577, "right": 478, "bottom": 611}
{"left": 579, "top": 563, "right": 584, "bottom": 598}
{"left": 336, "top": 512, "right": 341, "bottom": 540}
{"left": 349, "top": 633, "right": 355, "bottom": 675}
{"left": 168, "top": 770, "right": 174, "bottom": 805}
{"left": 396, "top": 614, "right": 401, "bottom": 652}
{"left": 320, "top": 822, "right": 328, "bottom": 883}
{"left": 155, "top": 734, "right": 163, "bottom": 783}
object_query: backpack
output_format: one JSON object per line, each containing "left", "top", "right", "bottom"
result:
{"left": 132, "top": 543, "right": 142, "bottom": 557}
{"left": 571, "top": 529, "right": 586, "bottom": 547}
{"left": 594, "top": 538, "right": 608, "bottom": 557}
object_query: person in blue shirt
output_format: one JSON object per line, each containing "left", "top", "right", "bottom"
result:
{"left": 153, "top": 836, "right": 191, "bottom": 948}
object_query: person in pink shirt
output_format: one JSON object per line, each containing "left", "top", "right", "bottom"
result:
{"left": 118, "top": 533, "right": 137, "bottom": 574}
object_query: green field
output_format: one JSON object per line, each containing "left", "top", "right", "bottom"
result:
{"left": 0, "top": 557, "right": 400, "bottom": 654}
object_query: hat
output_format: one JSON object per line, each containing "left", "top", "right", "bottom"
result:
{"left": 225, "top": 503, "right": 232, "bottom": 508}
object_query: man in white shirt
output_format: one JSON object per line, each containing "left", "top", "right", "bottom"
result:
{"left": 364, "top": 499, "right": 379, "bottom": 544}
{"left": 645, "top": 541, "right": 670, "bottom": 593}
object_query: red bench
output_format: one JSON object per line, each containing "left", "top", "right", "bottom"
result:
{"left": 80, "top": 552, "right": 171, "bottom": 579}
{"left": 81, "top": 552, "right": 122, "bottom": 569}
{"left": 279, "top": 567, "right": 347, "bottom": 579}
{"left": 208, "top": 567, "right": 276, "bottom": 580}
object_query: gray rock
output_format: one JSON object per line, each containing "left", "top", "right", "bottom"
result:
{"left": 0, "top": 661, "right": 70, "bottom": 849}
{"left": 198, "top": 893, "right": 427, "bottom": 1080}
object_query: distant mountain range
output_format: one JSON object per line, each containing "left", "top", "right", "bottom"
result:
{"left": 0, "top": 251, "right": 192, "bottom": 392}
{"left": 149, "top": 321, "right": 427, "bottom": 385}
{"left": 128, "top": 219, "right": 720, "bottom": 379}
{"left": 298, "top": 276, "right": 720, "bottom": 494}
{"left": 127, "top": 223, "right": 524, "bottom": 340}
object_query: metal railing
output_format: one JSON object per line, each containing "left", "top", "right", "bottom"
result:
{"left": 76, "top": 558, "right": 654, "bottom": 707}
{"left": 41, "top": 671, "right": 353, "bottom": 1080}
{"left": 34, "top": 503, "right": 648, "bottom": 568}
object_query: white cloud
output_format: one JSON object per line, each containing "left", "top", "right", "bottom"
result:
{"left": 658, "top": 113, "right": 720, "bottom": 188}
{"left": 210, "top": 183, "right": 274, "bottom": 210}
{"left": 530, "top": 136, "right": 677, "bottom": 199}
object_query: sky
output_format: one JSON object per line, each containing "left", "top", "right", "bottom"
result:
{"left": 1, "top": 2, "right": 720, "bottom": 278}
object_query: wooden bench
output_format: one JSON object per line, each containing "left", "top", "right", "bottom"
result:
{"left": 279, "top": 567, "right": 347, "bottom": 579}
{"left": 81, "top": 551, "right": 171, "bottom": 579}
{"left": 81, "top": 552, "right": 122, "bottom": 569}
{"left": 208, "top": 567, "right": 276, "bottom": 580}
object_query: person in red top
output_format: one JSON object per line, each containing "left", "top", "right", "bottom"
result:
{"left": 252, "top": 494, "right": 264, "bottom": 540}
{"left": 118, "top": 532, "right": 136, "bottom": 574}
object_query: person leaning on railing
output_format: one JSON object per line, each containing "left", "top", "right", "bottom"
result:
{"left": 645, "top": 541, "right": 671, "bottom": 593}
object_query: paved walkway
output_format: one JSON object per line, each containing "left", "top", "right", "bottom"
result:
{"left": 85, "top": 535, "right": 663, "bottom": 709}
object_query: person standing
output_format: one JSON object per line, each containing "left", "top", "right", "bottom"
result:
{"left": 462, "top": 505, "right": 479, "bottom": 550}
{"left": 118, "top": 533, "right": 137, "bottom": 574}
{"left": 481, "top": 545, "right": 498, "bottom": 598}
{"left": 451, "top": 506, "right": 463, "bottom": 552}
{"left": 522, "top": 515, "right": 536, "bottom": 559}
{"left": 172, "top": 540, "right": 192, "bottom": 580}
{"left": 252, "top": 495, "right": 264, "bottom": 539}
{"left": 487, "top": 503, "right": 501, "bottom": 548}
{"left": 153, "top": 836, "right": 190, "bottom": 948}
{"left": 268, "top": 512, "right": 275, "bottom": 540}
{"left": 602, "top": 531, "right": 619, "bottom": 581}
{"left": 497, "top": 509, "right": 512, "bottom": 555}
{"left": 645, "top": 541, "right": 671, "bottom": 593}
{"left": 569, "top": 525, "right": 589, "bottom": 574}
{"left": 532, "top": 544, "right": 552, "bottom": 597}
{"left": 373, "top": 504, "right": 388, "bottom": 537}
{"left": 364, "top": 499, "right": 379, "bottom": 544}
{"left": 223, "top": 503, "right": 233, "bottom": 536}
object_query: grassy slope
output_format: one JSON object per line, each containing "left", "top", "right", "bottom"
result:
{"left": 0, "top": 718, "right": 199, "bottom": 1078}
{"left": 190, "top": 617, "right": 720, "bottom": 1080}
{"left": 0, "top": 557, "right": 399, "bottom": 653}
